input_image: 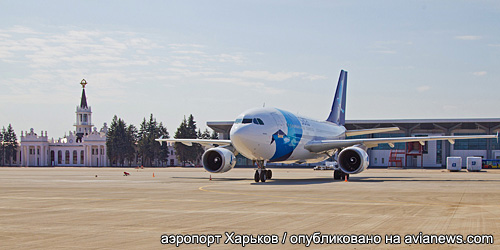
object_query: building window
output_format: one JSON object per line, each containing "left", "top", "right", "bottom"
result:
{"left": 50, "top": 151, "right": 55, "bottom": 165}
{"left": 73, "top": 150, "right": 77, "bottom": 164}
{"left": 29, "top": 148, "right": 34, "bottom": 155}
{"left": 65, "top": 150, "right": 70, "bottom": 164}
{"left": 436, "top": 141, "right": 442, "bottom": 164}
{"left": 454, "top": 133, "right": 487, "bottom": 150}
{"left": 372, "top": 133, "right": 406, "bottom": 150}
{"left": 58, "top": 151, "right": 62, "bottom": 165}
{"left": 382, "top": 158, "right": 385, "bottom": 164}
{"left": 37, "top": 148, "right": 40, "bottom": 155}
{"left": 81, "top": 150, "right": 84, "bottom": 164}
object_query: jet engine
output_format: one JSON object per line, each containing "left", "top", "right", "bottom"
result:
{"left": 202, "top": 148, "right": 236, "bottom": 173}
{"left": 337, "top": 146, "right": 369, "bottom": 174}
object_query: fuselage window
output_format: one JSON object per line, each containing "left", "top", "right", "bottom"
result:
{"left": 235, "top": 118, "right": 243, "bottom": 124}
{"left": 242, "top": 118, "right": 252, "bottom": 124}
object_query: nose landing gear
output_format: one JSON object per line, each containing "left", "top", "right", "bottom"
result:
{"left": 254, "top": 160, "right": 272, "bottom": 183}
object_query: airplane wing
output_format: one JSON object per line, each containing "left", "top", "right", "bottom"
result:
{"left": 345, "top": 127, "right": 400, "bottom": 137}
{"left": 305, "top": 134, "right": 498, "bottom": 153}
{"left": 155, "top": 138, "right": 232, "bottom": 148}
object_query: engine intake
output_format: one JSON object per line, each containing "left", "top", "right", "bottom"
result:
{"left": 338, "top": 146, "right": 369, "bottom": 174}
{"left": 202, "top": 148, "right": 236, "bottom": 173}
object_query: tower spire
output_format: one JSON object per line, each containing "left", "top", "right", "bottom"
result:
{"left": 80, "top": 79, "right": 88, "bottom": 109}
{"left": 75, "top": 79, "right": 92, "bottom": 141}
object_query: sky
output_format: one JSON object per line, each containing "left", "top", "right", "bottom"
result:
{"left": 1, "top": 0, "right": 499, "bottom": 139}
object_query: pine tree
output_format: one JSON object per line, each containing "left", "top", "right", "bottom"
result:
{"left": 125, "top": 124, "right": 138, "bottom": 166}
{"left": 174, "top": 114, "right": 202, "bottom": 166}
{"left": 3, "top": 124, "right": 18, "bottom": 166}
{"left": 199, "top": 128, "right": 211, "bottom": 139}
{"left": 0, "top": 127, "right": 4, "bottom": 166}
{"left": 174, "top": 117, "right": 189, "bottom": 166}
{"left": 210, "top": 129, "right": 219, "bottom": 139}
{"left": 157, "top": 122, "right": 170, "bottom": 166}
{"left": 106, "top": 116, "right": 119, "bottom": 165}
{"left": 137, "top": 114, "right": 169, "bottom": 166}
{"left": 106, "top": 116, "right": 137, "bottom": 166}
{"left": 187, "top": 114, "right": 203, "bottom": 162}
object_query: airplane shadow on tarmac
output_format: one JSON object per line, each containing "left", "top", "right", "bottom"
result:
{"left": 252, "top": 178, "right": 336, "bottom": 185}
{"left": 173, "top": 176, "right": 500, "bottom": 185}
{"left": 336, "top": 176, "right": 500, "bottom": 183}
{"left": 172, "top": 176, "right": 335, "bottom": 185}
{"left": 172, "top": 177, "right": 249, "bottom": 182}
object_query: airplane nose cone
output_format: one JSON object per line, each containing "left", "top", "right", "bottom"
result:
{"left": 230, "top": 125, "right": 262, "bottom": 160}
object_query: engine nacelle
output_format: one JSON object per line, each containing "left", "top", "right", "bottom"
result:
{"left": 202, "top": 148, "right": 236, "bottom": 173}
{"left": 338, "top": 146, "right": 369, "bottom": 174}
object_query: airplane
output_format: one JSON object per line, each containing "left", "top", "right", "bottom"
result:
{"left": 156, "top": 70, "right": 498, "bottom": 182}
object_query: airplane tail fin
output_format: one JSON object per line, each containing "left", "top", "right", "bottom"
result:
{"left": 326, "top": 70, "right": 348, "bottom": 125}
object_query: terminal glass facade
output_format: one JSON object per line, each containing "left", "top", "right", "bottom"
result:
{"left": 372, "top": 133, "right": 406, "bottom": 150}
{"left": 453, "top": 133, "right": 487, "bottom": 150}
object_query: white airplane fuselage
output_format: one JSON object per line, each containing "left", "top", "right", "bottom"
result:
{"left": 230, "top": 107, "right": 345, "bottom": 164}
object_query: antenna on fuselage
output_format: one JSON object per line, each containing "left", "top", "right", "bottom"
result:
{"left": 263, "top": 102, "right": 266, "bottom": 107}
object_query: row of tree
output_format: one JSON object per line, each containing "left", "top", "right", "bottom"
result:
{"left": 106, "top": 114, "right": 217, "bottom": 167}
{"left": 0, "top": 124, "right": 18, "bottom": 166}
{"left": 0, "top": 115, "right": 214, "bottom": 167}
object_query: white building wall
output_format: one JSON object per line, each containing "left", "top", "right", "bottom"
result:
{"left": 420, "top": 140, "right": 440, "bottom": 167}
{"left": 493, "top": 150, "right": 500, "bottom": 159}
{"left": 369, "top": 150, "right": 391, "bottom": 167}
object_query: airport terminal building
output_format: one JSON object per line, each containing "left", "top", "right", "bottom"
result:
{"left": 15, "top": 80, "right": 109, "bottom": 167}
{"left": 208, "top": 119, "right": 500, "bottom": 168}
{"left": 12, "top": 80, "right": 180, "bottom": 167}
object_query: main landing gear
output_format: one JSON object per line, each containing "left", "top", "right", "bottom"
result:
{"left": 333, "top": 170, "right": 349, "bottom": 180}
{"left": 254, "top": 160, "right": 272, "bottom": 183}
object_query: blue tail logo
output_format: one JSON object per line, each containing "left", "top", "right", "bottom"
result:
{"left": 326, "top": 70, "right": 348, "bottom": 125}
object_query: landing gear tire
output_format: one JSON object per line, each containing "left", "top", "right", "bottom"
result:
{"left": 266, "top": 169, "right": 272, "bottom": 180}
{"left": 254, "top": 171, "right": 260, "bottom": 182}
{"left": 260, "top": 170, "right": 267, "bottom": 182}
{"left": 333, "top": 170, "right": 341, "bottom": 180}
{"left": 340, "top": 172, "right": 350, "bottom": 180}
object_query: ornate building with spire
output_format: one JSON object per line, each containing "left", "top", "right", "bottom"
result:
{"left": 17, "top": 80, "right": 109, "bottom": 167}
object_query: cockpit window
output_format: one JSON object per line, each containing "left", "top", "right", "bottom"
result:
{"left": 242, "top": 118, "right": 252, "bottom": 124}
{"left": 238, "top": 116, "right": 264, "bottom": 125}
{"left": 253, "top": 118, "right": 265, "bottom": 125}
